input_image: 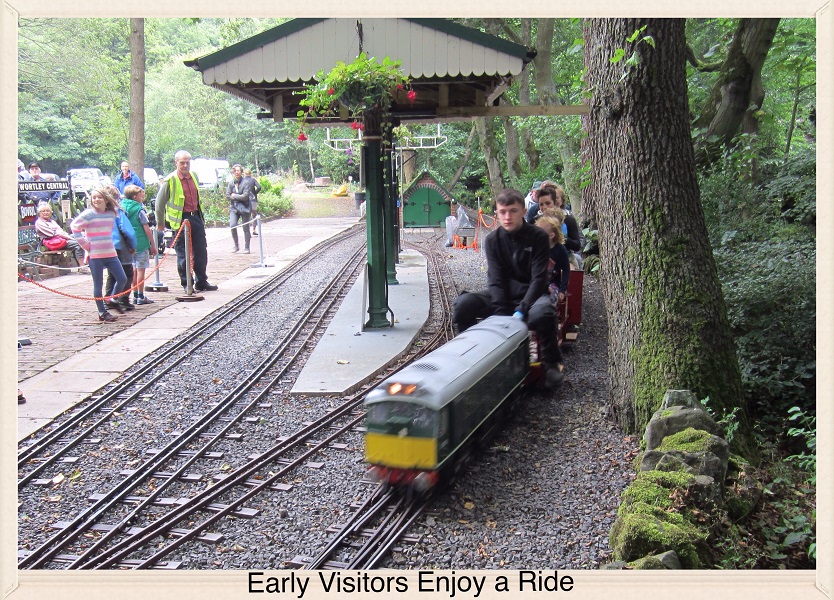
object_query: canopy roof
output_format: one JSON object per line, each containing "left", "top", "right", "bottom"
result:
{"left": 185, "top": 18, "right": 537, "bottom": 124}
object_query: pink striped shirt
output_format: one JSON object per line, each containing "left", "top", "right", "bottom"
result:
{"left": 70, "top": 208, "right": 117, "bottom": 259}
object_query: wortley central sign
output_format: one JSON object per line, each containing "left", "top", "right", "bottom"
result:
{"left": 18, "top": 180, "right": 70, "bottom": 193}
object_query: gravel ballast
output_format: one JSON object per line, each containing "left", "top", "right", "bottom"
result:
{"left": 18, "top": 220, "right": 638, "bottom": 570}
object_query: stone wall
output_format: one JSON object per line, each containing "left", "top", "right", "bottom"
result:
{"left": 604, "top": 390, "right": 761, "bottom": 569}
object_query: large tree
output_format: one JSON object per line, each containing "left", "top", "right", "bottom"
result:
{"left": 582, "top": 19, "right": 752, "bottom": 451}
{"left": 129, "top": 18, "right": 146, "bottom": 176}
{"left": 691, "top": 18, "right": 780, "bottom": 166}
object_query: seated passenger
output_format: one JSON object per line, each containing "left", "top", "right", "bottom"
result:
{"left": 548, "top": 184, "right": 583, "bottom": 269}
{"left": 33, "top": 202, "right": 85, "bottom": 266}
{"left": 452, "top": 188, "right": 564, "bottom": 388}
{"left": 536, "top": 215, "right": 571, "bottom": 304}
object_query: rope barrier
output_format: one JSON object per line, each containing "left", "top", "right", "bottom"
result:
{"left": 17, "top": 222, "right": 187, "bottom": 302}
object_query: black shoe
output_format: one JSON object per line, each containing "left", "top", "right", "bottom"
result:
{"left": 544, "top": 365, "right": 565, "bottom": 389}
{"left": 195, "top": 283, "right": 218, "bottom": 291}
{"left": 18, "top": 393, "right": 26, "bottom": 405}
{"left": 98, "top": 310, "right": 118, "bottom": 322}
{"left": 121, "top": 301, "right": 135, "bottom": 311}
{"left": 106, "top": 301, "right": 125, "bottom": 314}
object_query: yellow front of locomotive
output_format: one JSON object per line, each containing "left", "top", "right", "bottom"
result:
{"left": 364, "top": 381, "right": 447, "bottom": 491}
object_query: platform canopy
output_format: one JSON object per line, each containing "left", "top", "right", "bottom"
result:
{"left": 184, "top": 18, "right": 544, "bottom": 125}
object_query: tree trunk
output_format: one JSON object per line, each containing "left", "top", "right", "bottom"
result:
{"left": 401, "top": 149, "right": 418, "bottom": 187}
{"left": 582, "top": 19, "right": 752, "bottom": 454}
{"left": 518, "top": 19, "right": 540, "bottom": 173}
{"left": 693, "top": 18, "right": 780, "bottom": 165}
{"left": 128, "top": 18, "right": 145, "bottom": 177}
{"left": 501, "top": 108, "right": 523, "bottom": 185}
{"left": 446, "top": 123, "right": 477, "bottom": 191}
{"left": 475, "top": 117, "right": 504, "bottom": 199}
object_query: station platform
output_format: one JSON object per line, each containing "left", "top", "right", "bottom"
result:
{"left": 16, "top": 218, "right": 429, "bottom": 441}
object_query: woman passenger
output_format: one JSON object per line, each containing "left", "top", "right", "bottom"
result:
{"left": 70, "top": 189, "right": 127, "bottom": 322}
{"left": 33, "top": 202, "right": 85, "bottom": 267}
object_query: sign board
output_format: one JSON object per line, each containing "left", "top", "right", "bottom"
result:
{"left": 19, "top": 203, "right": 37, "bottom": 225}
{"left": 18, "top": 180, "right": 70, "bottom": 193}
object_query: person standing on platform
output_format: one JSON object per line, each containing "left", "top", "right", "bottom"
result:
{"left": 155, "top": 150, "right": 217, "bottom": 292}
{"left": 122, "top": 184, "right": 157, "bottom": 305}
{"left": 114, "top": 160, "right": 144, "bottom": 197}
{"left": 71, "top": 189, "right": 127, "bottom": 322}
{"left": 452, "top": 188, "right": 564, "bottom": 388}
{"left": 243, "top": 168, "right": 261, "bottom": 237}
{"left": 103, "top": 185, "right": 136, "bottom": 313}
{"left": 225, "top": 164, "right": 253, "bottom": 254}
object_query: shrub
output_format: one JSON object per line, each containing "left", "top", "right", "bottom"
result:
{"left": 257, "top": 189, "right": 292, "bottom": 219}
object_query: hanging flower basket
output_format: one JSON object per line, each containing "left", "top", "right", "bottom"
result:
{"left": 297, "top": 52, "right": 412, "bottom": 137}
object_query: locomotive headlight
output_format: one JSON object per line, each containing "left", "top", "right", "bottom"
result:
{"left": 388, "top": 383, "right": 403, "bottom": 395}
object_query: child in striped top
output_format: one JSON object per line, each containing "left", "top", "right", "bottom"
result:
{"left": 71, "top": 189, "right": 128, "bottom": 322}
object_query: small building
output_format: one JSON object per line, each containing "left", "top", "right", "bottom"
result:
{"left": 401, "top": 171, "right": 453, "bottom": 228}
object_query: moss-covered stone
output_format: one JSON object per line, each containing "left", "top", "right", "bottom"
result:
{"left": 620, "top": 470, "right": 696, "bottom": 510}
{"left": 657, "top": 427, "right": 725, "bottom": 456}
{"left": 609, "top": 511, "right": 705, "bottom": 568}
{"left": 629, "top": 555, "right": 668, "bottom": 569}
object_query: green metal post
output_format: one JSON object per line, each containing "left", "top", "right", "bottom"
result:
{"left": 383, "top": 148, "right": 399, "bottom": 285}
{"left": 362, "top": 138, "right": 391, "bottom": 328}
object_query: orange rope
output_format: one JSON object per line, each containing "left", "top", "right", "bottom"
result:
{"left": 17, "top": 222, "right": 186, "bottom": 302}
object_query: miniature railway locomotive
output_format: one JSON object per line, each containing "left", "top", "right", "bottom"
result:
{"left": 364, "top": 316, "right": 529, "bottom": 492}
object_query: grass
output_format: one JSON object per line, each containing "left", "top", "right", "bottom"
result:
{"left": 286, "top": 189, "right": 358, "bottom": 218}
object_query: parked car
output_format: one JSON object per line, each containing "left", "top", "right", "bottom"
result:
{"left": 67, "top": 167, "right": 109, "bottom": 193}
{"left": 143, "top": 167, "right": 160, "bottom": 186}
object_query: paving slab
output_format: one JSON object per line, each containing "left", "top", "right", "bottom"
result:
{"left": 291, "top": 249, "right": 429, "bottom": 395}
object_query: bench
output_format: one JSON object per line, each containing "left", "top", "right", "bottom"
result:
{"left": 18, "top": 225, "right": 79, "bottom": 280}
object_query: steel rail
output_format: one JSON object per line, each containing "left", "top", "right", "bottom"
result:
{"left": 18, "top": 225, "right": 364, "bottom": 484}
{"left": 62, "top": 245, "right": 368, "bottom": 569}
{"left": 18, "top": 242, "right": 367, "bottom": 569}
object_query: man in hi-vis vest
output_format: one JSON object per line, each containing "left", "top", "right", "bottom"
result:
{"left": 155, "top": 150, "right": 218, "bottom": 292}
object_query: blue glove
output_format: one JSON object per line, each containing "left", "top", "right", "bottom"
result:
{"left": 512, "top": 311, "right": 524, "bottom": 320}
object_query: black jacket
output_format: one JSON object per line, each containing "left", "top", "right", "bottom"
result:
{"left": 484, "top": 221, "right": 550, "bottom": 316}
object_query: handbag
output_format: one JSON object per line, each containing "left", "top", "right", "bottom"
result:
{"left": 43, "top": 235, "right": 67, "bottom": 250}
{"left": 234, "top": 200, "right": 251, "bottom": 214}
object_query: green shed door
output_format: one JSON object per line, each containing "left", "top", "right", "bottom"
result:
{"left": 402, "top": 187, "right": 450, "bottom": 228}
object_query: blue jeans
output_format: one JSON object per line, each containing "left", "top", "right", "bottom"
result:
{"left": 89, "top": 256, "right": 126, "bottom": 313}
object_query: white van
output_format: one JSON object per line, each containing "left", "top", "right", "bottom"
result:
{"left": 143, "top": 167, "right": 160, "bottom": 185}
{"left": 190, "top": 158, "right": 230, "bottom": 189}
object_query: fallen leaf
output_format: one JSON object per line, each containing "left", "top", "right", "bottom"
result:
{"left": 51, "top": 474, "right": 65, "bottom": 485}
{"left": 336, "top": 359, "right": 350, "bottom": 365}
{"left": 464, "top": 501, "right": 475, "bottom": 510}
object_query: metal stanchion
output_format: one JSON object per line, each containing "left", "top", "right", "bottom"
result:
{"left": 250, "top": 215, "right": 272, "bottom": 268}
{"left": 145, "top": 225, "right": 168, "bottom": 292}
{"left": 176, "top": 221, "right": 203, "bottom": 302}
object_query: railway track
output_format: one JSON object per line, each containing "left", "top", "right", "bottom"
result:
{"left": 18, "top": 229, "right": 461, "bottom": 570}
{"left": 18, "top": 224, "right": 366, "bottom": 486}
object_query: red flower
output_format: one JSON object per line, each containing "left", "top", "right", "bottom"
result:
{"left": 297, "top": 132, "right": 307, "bottom": 141}
{"left": 407, "top": 90, "right": 417, "bottom": 101}
{"left": 396, "top": 84, "right": 404, "bottom": 90}
{"left": 328, "top": 87, "right": 335, "bottom": 95}
{"left": 351, "top": 121, "right": 361, "bottom": 130}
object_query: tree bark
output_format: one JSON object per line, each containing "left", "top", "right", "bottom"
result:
{"left": 446, "top": 123, "right": 477, "bottom": 191}
{"left": 475, "top": 117, "right": 504, "bottom": 199}
{"left": 582, "top": 19, "right": 752, "bottom": 453}
{"left": 692, "top": 18, "right": 780, "bottom": 165}
{"left": 401, "top": 149, "right": 418, "bottom": 187}
{"left": 128, "top": 18, "right": 146, "bottom": 176}
{"left": 518, "top": 19, "right": 540, "bottom": 173}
